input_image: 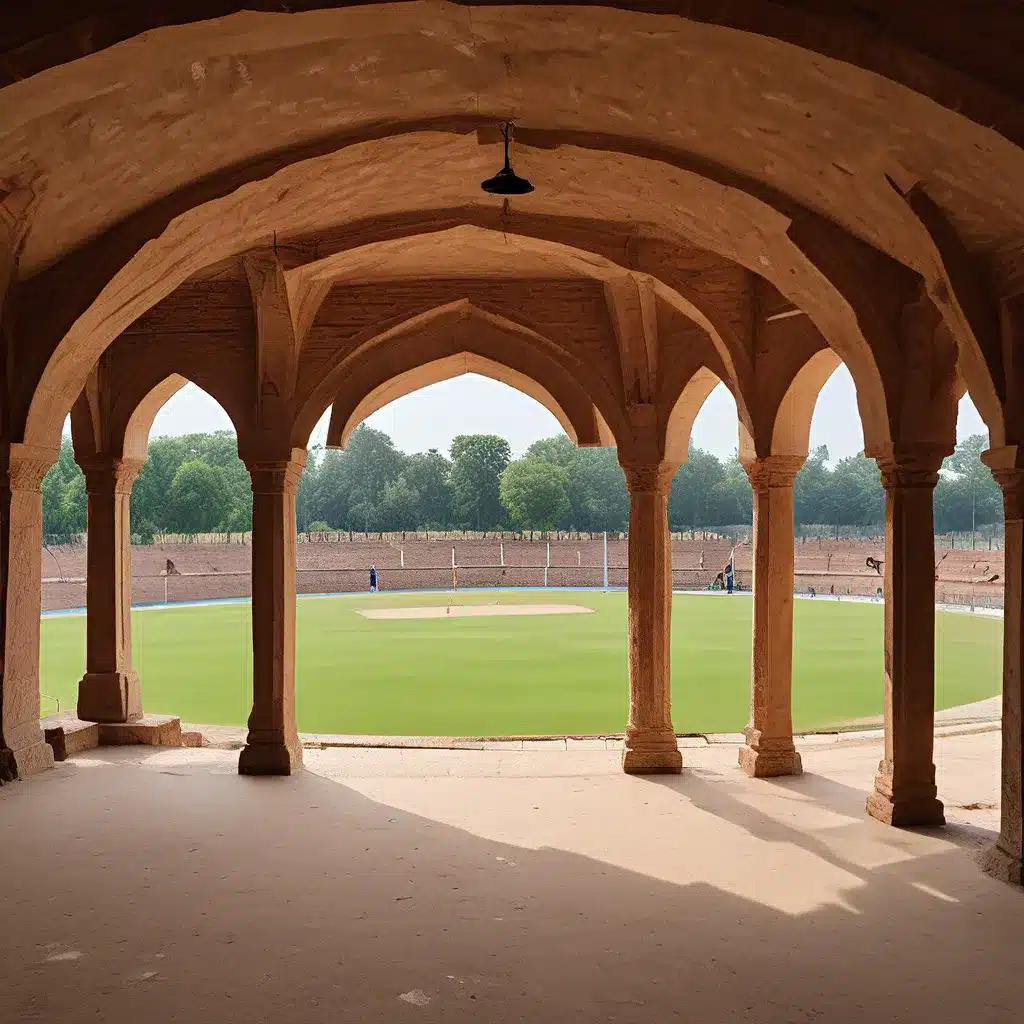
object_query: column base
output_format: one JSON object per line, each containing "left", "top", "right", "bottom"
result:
{"left": 866, "top": 762, "right": 944, "bottom": 827}
{"left": 0, "top": 738, "right": 56, "bottom": 781}
{"left": 980, "top": 841, "right": 1024, "bottom": 887}
{"left": 77, "top": 670, "right": 142, "bottom": 724}
{"left": 738, "top": 740, "right": 803, "bottom": 779}
{"left": 622, "top": 730, "right": 682, "bottom": 775}
{"left": 238, "top": 738, "right": 303, "bottom": 776}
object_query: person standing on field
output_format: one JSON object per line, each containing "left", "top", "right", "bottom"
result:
{"left": 369, "top": 565, "right": 378, "bottom": 593}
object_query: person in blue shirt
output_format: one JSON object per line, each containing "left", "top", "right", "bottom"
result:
{"left": 369, "top": 565, "right": 378, "bottom": 593}
{"left": 725, "top": 560, "right": 734, "bottom": 594}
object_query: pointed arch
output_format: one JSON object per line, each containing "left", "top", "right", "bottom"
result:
{"left": 664, "top": 368, "right": 725, "bottom": 466}
{"left": 293, "top": 298, "right": 627, "bottom": 452}
{"left": 122, "top": 375, "right": 189, "bottom": 460}
{"left": 328, "top": 352, "right": 614, "bottom": 452}
{"left": 23, "top": 131, "right": 900, "bottom": 456}
{"left": 770, "top": 349, "right": 845, "bottom": 458}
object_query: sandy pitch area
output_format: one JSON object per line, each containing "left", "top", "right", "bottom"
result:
{"left": 359, "top": 603, "right": 594, "bottom": 620}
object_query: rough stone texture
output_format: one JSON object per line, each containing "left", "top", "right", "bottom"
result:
{"left": 97, "top": 715, "right": 183, "bottom": 747}
{"left": 866, "top": 454, "right": 947, "bottom": 828}
{"left": 738, "top": 455, "right": 804, "bottom": 778}
{"left": 981, "top": 453, "right": 1024, "bottom": 886}
{"left": 41, "top": 712, "right": 184, "bottom": 757}
{"left": 42, "top": 716, "right": 98, "bottom": 762}
{"left": 0, "top": 446, "right": 57, "bottom": 781}
{"left": 621, "top": 462, "right": 682, "bottom": 774}
{"left": 238, "top": 457, "right": 305, "bottom": 777}
{"left": 76, "top": 456, "right": 144, "bottom": 723}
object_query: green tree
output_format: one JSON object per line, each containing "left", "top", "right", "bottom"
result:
{"left": 937, "top": 433, "right": 1001, "bottom": 534}
{"left": 402, "top": 450, "right": 453, "bottom": 528}
{"left": 821, "top": 453, "right": 884, "bottom": 533}
{"left": 708, "top": 457, "right": 752, "bottom": 526}
{"left": 450, "top": 434, "right": 511, "bottom": 529}
{"left": 526, "top": 435, "right": 628, "bottom": 531}
{"left": 168, "top": 460, "right": 229, "bottom": 533}
{"left": 308, "top": 449, "right": 349, "bottom": 528}
{"left": 669, "top": 445, "right": 725, "bottom": 530}
{"left": 42, "top": 438, "right": 86, "bottom": 538}
{"left": 378, "top": 477, "right": 420, "bottom": 531}
{"left": 794, "top": 445, "right": 830, "bottom": 527}
{"left": 131, "top": 436, "right": 188, "bottom": 531}
{"left": 499, "top": 457, "right": 572, "bottom": 530}
{"left": 296, "top": 446, "right": 321, "bottom": 532}
{"left": 59, "top": 474, "right": 88, "bottom": 534}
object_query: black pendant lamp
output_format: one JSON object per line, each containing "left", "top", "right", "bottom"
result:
{"left": 481, "top": 120, "right": 534, "bottom": 196}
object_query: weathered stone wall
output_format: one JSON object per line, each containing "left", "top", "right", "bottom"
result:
{"left": 39, "top": 536, "right": 1005, "bottom": 610}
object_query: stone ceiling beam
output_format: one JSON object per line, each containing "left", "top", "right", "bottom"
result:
{"left": 892, "top": 182, "right": 1007, "bottom": 435}
{"left": 243, "top": 251, "right": 301, "bottom": 428}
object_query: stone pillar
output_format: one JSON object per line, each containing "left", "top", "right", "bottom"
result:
{"left": 866, "top": 451, "right": 945, "bottom": 827}
{"left": 238, "top": 453, "right": 304, "bottom": 776}
{"left": 980, "top": 457, "right": 1023, "bottom": 884}
{"left": 0, "top": 444, "right": 57, "bottom": 780}
{"left": 77, "top": 456, "right": 144, "bottom": 723}
{"left": 621, "top": 462, "right": 682, "bottom": 774}
{"left": 739, "top": 454, "right": 804, "bottom": 778}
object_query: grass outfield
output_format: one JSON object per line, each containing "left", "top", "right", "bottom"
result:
{"left": 38, "top": 590, "right": 1003, "bottom": 736}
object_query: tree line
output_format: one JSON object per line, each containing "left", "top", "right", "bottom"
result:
{"left": 41, "top": 426, "right": 1003, "bottom": 542}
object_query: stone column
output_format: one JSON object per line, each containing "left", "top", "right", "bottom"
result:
{"left": 238, "top": 453, "right": 305, "bottom": 776}
{"left": 980, "top": 456, "right": 1023, "bottom": 884}
{"left": 77, "top": 456, "right": 144, "bottom": 723}
{"left": 621, "top": 462, "right": 682, "bottom": 774}
{"left": 0, "top": 444, "right": 57, "bottom": 780}
{"left": 866, "top": 451, "right": 945, "bottom": 827}
{"left": 739, "top": 454, "right": 804, "bottom": 778}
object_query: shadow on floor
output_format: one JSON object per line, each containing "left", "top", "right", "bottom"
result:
{"left": 0, "top": 749, "right": 1020, "bottom": 1024}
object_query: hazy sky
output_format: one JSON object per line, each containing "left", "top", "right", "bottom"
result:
{"left": 145, "top": 366, "right": 989, "bottom": 463}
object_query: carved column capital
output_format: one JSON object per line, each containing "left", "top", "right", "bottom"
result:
{"left": 79, "top": 456, "right": 145, "bottom": 496}
{"left": 990, "top": 468, "right": 1024, "bottom": 522}
{"left": 874, "top": 447, "right": 945, "bottom": 490}
{"left": 246, "top": 457, "right": 305, "bottom": 497}
{"left": 621, "top": 461, "right": 675, "bottom": 496}
{"left": 742, "top": 454, "right": 805, "bottom": 491}
{"left": 981, "top": 446, "right": 1024, "bottom": 521}
{"left": 4, "top": 443, "right": 59, "bottom": 493}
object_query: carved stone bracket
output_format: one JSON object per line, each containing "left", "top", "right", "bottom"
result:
{"left": 875, "top": 447, "right": 945, "bottom": 490}
{"left": 246, "top": 457, "right": 305, "bottom": 497}
{"left": 742, "top": 453, "right": 805, "bottom": 491}
{"left": 5, "top": 443, "right": 59, "bottom": 492}
{"left": 79, "top": 456, "right": 145, "bottom": 497}
{"left": 621, "top": 461, "right": 675, "bottom": 496}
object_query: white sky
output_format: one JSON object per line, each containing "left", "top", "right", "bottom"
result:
{"left": 141, "top": 365, "right": 989, "bottom": 463}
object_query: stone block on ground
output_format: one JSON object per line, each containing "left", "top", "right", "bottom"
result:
{"left": 97, "top": 715, "right": 183, "bottom": 747}
{"left": 41, "top": 713, "right": 99, "bottom": 762}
